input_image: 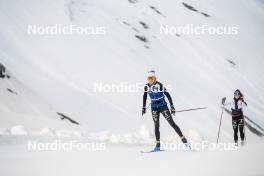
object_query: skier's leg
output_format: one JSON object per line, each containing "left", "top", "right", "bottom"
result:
{"left": 151, "top": 109, "right": 160, "bottom": 147}
{"left": 238, "top": 116, "right": 245, "bottom": 141}
{"left": 232, "top": 117, "right": 239, "bottom": 143}
{"left": 161, "top": 106, "right": 187, "bottom": 143}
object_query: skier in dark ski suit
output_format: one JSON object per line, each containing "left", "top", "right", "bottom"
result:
{"left": 142, "top": 70, "right": 188, "bottom": 151}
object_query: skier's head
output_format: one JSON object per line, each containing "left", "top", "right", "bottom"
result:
{"left": 147, "top": 70, "right": 156, "bottom": 84}
{"left": 234, "top": 89, "right": 242, "bottom": 100}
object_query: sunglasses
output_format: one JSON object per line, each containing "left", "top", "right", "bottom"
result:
{"left": 147, "top": 76, "right": 156, "bottom": 81}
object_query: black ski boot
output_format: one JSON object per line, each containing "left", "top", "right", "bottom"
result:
{"left": 153, "top": 141, "right": 161, "bottom": 151}
{"left": 234, "top": 140, "right": 238, "bottom": 146}
{"left": 181, "top": 136, "right": 191, "bottom": 150}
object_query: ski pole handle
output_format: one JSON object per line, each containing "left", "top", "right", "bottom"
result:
{"left": 221, "top": 97, "right": 226, "bottom": 105}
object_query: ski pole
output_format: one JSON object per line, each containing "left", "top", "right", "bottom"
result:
{"left": 217, "top": 97, "right": 226, "bottom": 144}
{"left": 244, "top": 126, "right": 246, "bottom": 143}
{"left": 217, "top": 107, "right": 224, "bottom": 144}
{"left": 175, "top": 107, "right": 206, "bottom": 113}
{"left": 243, "top": 117, "right": 246, "bottom": 144}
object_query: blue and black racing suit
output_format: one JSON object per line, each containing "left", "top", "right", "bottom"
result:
{"left": 143, "top": 81, "right": 186, "bottom": 146}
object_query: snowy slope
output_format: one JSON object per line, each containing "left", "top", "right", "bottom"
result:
{"left": 0, "top": 0, "right": 264, "bottom": 175}
{"left": 1, "top": 0, "right": 264, "bottom": 137}
{"left": 1, "top": 0, "right": 264, "bottom": 140}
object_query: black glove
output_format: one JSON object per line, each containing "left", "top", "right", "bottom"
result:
{"left": 241, "top": 98, "right": 247, "bottom": 106}
{"left": 221, "top": 97, "right": 226, "bottom": 105}
{"left": 142, "top": 107, "right": 146, "bottom": 116}
{"left": 171, "top": 105, "right": 176, "bottom": 116}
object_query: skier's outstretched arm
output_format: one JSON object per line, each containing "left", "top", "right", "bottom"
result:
{"left": 241, "top": 98, "right": 248, "bottom": 106}
{"left": 164, "top": 88, "right": 173, "bottom": 106}
{"left": 163, "top": 86, "right": 176, "bottom": 115}
{"left": 243, "top": 101, "right": 247, "bottom": 107}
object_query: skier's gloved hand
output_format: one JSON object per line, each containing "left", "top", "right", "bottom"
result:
{"left": 171, "top": 105, "right": 176, "bottom": 116}
{"left": 241, "top": 98, "right": 248, "bottom": 106}
{"left": 243, "top": 101, "right": 248, "bottom": 106}
{"left": 142, "top": 107, "right": 146, "bottom": 116}
{"left": 221, "top": 97, "right": 226, "bottom": 105}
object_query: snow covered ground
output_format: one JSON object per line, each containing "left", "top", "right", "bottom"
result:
{"left": 0, "top": 136, "right": 264, "bottom": 176}
{"left": 0, "top": 0, "right": 264, "bottom": 175}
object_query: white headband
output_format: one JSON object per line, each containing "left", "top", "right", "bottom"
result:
{"left": 147, "top": 70, "right": 155, "bottom": 77}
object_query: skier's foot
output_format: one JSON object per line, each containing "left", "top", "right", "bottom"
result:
{"left": 241, "top": 140, "right": 245, "bottom": 146}
{"left": 155, "top": 140, "right": 160, "bottom": 147}
{"left": 153, "top": 141, "right": 161, "bottom": 151}
{"left": 234, "top": 140, "right": 238, "bottom": 146}
{"left": 181, "top": 136, "right": 188, "bottom": 143}
{"left": 184, "top": 143, "right": 192, "bottom": 150}
{"left": 181, "top": 136, "right": 191, "bottom": 150}
{"left": 153, "top": 146, "right": 161, "bottom": 152}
